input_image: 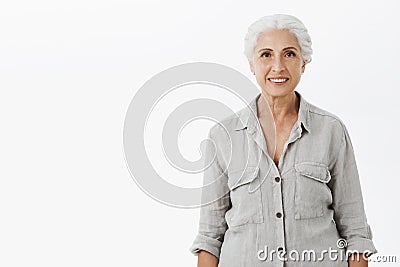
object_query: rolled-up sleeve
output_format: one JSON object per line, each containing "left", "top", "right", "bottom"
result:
{"left": 189, "top": 129, "right": 230, "bottom": 259}
{"left": 329, "top": 122, "right": 377, "bottom": 256}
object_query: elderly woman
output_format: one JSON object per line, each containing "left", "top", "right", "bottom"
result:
{"left": 190, "top": 14, "right": 377, "bottom": 266}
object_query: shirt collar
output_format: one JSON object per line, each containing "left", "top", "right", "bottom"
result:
{"left": 234, "top": 90, "right": 311, "bottom": 134}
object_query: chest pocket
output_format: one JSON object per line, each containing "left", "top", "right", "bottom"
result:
{"left": 294, "top": 162, "right": 333, "bottom": 220}
{"left": 226, "top": 167, "right": 264, "bottom": 227}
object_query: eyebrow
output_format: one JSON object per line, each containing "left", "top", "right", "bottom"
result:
{"left": 258, "top": 46, "right": 298, "bottom": 53}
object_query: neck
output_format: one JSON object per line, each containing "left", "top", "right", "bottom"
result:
{"left": 257, "top": 91, "right": 299, "bottom": 121}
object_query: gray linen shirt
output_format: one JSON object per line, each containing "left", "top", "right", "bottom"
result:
{"left": 189, "top": 91, "right": 377, "bottom": 266}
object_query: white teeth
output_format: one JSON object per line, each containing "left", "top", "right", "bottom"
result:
{"left": 270, "top": 78, "right": 288, "bottom": 83}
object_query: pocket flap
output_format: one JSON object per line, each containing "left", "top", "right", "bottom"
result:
{"left": 295, "top": 162, "right": 331, "bottom": 183}
{"left": 228, "top": 167, "right": 259, "bottom": 190}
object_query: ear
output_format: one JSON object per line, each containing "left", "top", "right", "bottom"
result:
{"left": 301, "top": 61, "right": 306, "bottom": 74}
{"left": 249, "top": 60, "right": 255, "bottom": 74}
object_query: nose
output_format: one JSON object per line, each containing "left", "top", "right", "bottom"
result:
{"left": 271, "top": 57, "right": 285, "bottom": 72}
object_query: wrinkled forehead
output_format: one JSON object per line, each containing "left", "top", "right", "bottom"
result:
{"left": 255, "top": 28, "right": 301, "bottom": 51}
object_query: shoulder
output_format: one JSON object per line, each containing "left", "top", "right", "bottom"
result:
{"left": 208, "top": 105, "right": 249, "bottom": 138}
{"left": 306, "top": 101, "right": 347, "bottom": 135}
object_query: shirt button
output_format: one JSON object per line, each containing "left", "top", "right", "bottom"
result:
{"left": 275, "top": 177, "right": 281, "bottom": 183}
{"left": 276, "top": 212, "right": 282, "bottom": 218}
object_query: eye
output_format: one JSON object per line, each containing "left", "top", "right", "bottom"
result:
{"left": 261, "top": 52, "right": 271, "bottom": 58}
{"left": 285, "top": 51, "right": 296, "bottom": 57}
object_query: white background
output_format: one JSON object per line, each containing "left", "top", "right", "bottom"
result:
{"left": 0, "top": 0, "right": 399, "bottom": 266}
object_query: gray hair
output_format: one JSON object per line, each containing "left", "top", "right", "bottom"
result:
{"left": 244, "top": 14, "right": 313, "bottom": 64}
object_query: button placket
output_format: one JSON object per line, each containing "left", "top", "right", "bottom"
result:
{"left": 270, "top": 123, "right": 303, "bottom": 266}
{"left": 272, "top": 172, "right": 285, "bottom": 267}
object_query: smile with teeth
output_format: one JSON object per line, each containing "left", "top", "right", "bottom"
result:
{"left": 268, "top": 78, "right": 289, "bottom": 83}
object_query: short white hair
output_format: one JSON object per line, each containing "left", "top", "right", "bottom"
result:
{"left": 244, "top": 14, "right": 313, "bottom": 64}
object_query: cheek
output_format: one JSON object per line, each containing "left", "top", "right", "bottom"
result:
{"left": 256, "top": 63, "right": 271, "bottom": 74}
{"left": 289, "top": 63, "right": 303, "bottom": 76}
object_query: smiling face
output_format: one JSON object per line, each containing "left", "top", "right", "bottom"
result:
{"left": 249, "top": 29, "right": 306, "bottom": 98}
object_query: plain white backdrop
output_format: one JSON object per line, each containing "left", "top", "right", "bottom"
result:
{"left": 0, "top": 0, "right": 399, "bottom": 266}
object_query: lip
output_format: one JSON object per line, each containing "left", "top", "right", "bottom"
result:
{"left": 268, "top": 76, "right": 289, "bottom": 80}
{"left": 268, "top": 77, "right": 289, "bottom": 85}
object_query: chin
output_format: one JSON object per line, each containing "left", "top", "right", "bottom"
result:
{"left": 262, "top": 86, "right": 295, "bottom": 97}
